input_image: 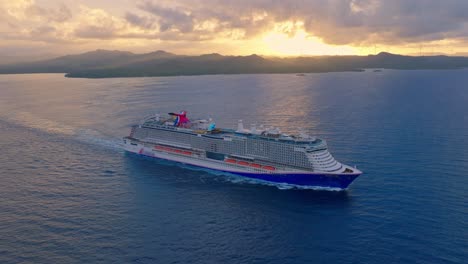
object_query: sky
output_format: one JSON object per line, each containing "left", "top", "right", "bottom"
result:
{"left": 1, "top": 0, "right": 468, "bottom": 59}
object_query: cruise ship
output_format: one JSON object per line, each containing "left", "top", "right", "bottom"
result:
{"left": 123, "top": 111, "right": 362, "bottom": 189}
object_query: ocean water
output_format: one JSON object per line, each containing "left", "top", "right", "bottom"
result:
{"left": 0, "top": 71, "right": 467, "bottom": 263}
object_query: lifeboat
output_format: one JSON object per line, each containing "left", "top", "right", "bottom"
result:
{"left": 249, "top": 163, "right": 262, "bottom": 168}
{"left": 225, "top": 159, "right": 237, "bottom": 164}
{"left": 237, "top": 161, "right": 250, "bottom": 166}
{"left": 262, "top": 166, "right": 276, "bottom": 171}
{"left": 156, "top": 146, "right": 191, "bottom": 155}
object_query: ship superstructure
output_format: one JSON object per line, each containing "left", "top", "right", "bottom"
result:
{"left": 123, "top": 111, "right": 361, "bottom": 189}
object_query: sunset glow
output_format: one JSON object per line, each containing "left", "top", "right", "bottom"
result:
{"left": 262, "top": 28, "right": 357, "bottom": 56}
{"left": 1, "top": 0, "right": 468, "bottom": 59}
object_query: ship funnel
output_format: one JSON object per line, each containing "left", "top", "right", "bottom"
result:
{"left": 237, "top": 120, "right": 244, "bottom": 132}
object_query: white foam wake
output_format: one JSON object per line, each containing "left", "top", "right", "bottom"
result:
{"left": 74, "top": 128, "right": 124, "bottom": 151}
{"left": 2, "top": 111, "right": 123, "bottom": 151}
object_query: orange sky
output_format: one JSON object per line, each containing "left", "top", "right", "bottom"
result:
{"left": 1, "top": 0, "right": 467, "bottom": 59}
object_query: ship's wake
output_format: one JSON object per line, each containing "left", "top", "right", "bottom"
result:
{"left": 1, "top": 111, "right": 124, "bottom": 151}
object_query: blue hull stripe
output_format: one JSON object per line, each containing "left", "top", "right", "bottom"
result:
{"left": 225, "top": 171, "right": 360, "bottom": 189}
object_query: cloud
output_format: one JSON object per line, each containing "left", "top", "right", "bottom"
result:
{"left": 131, "top": 0, "right": 468, "bottom": 46}
{"left": 296, "top": 0, "right": 468, "bottom": 45}
{"left": 74, "top": 25, "right": 116, "bottom": 39}
{"left": 139, "top": 2, "right": 194, "bottom": 32}
{"left": 125, "top": 12, "right": 156, "bottom": 29}
{"left": 24, "top": 3, "right": 72, "bottom": 22}
{"left": 1, "top": 0, "right": 72, "bottom": 23}
{"left": 0, "top": 1, "right": 73, "bottom": 43}
{"left": 1, "top": 0, "right": 468, "bottom": 57}
{"left": 30, "top": 25, "right": 56, "bottom": 35}
{"left": 71, "top": 7, "right": 124, "bottom": 39}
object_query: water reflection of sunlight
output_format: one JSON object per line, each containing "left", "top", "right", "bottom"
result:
{"left": 251, "top": 74, "right": 319, "bottom": 134}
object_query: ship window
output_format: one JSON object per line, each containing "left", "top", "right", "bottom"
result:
{"left": 210, "top": 143, "right": 218, "bottom": 152}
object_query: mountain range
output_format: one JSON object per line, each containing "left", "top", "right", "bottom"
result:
{"left": 1, "top": 50, "right": 468, "bottom": 78}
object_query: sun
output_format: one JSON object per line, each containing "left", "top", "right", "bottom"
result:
{"left": 261, "top": 24, "right": 358, "bottom": 56}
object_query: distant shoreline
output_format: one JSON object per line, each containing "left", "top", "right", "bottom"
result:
{"left": 1, "top": 50, "right": 467, "bottom": 79}
{"left": 3, "top": 67, "right": 468, "bottom": 79}
{"left": 64, "top": 69, "right": 366, "bottom": 79}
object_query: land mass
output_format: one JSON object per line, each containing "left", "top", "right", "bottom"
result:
{"left": 1, "top": 50, "right": 468, "bottom": 78}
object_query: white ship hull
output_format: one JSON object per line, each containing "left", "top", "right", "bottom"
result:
{"left": 124, "top": 140, "right": 361, "bottom": 189}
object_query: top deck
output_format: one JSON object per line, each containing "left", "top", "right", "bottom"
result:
{"left": 140, "top": 114, "right": 324, "bottom": 147}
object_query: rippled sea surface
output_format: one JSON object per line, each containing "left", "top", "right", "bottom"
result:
{"left": 0, "top": 72, "right": 467, "bottom": 263}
